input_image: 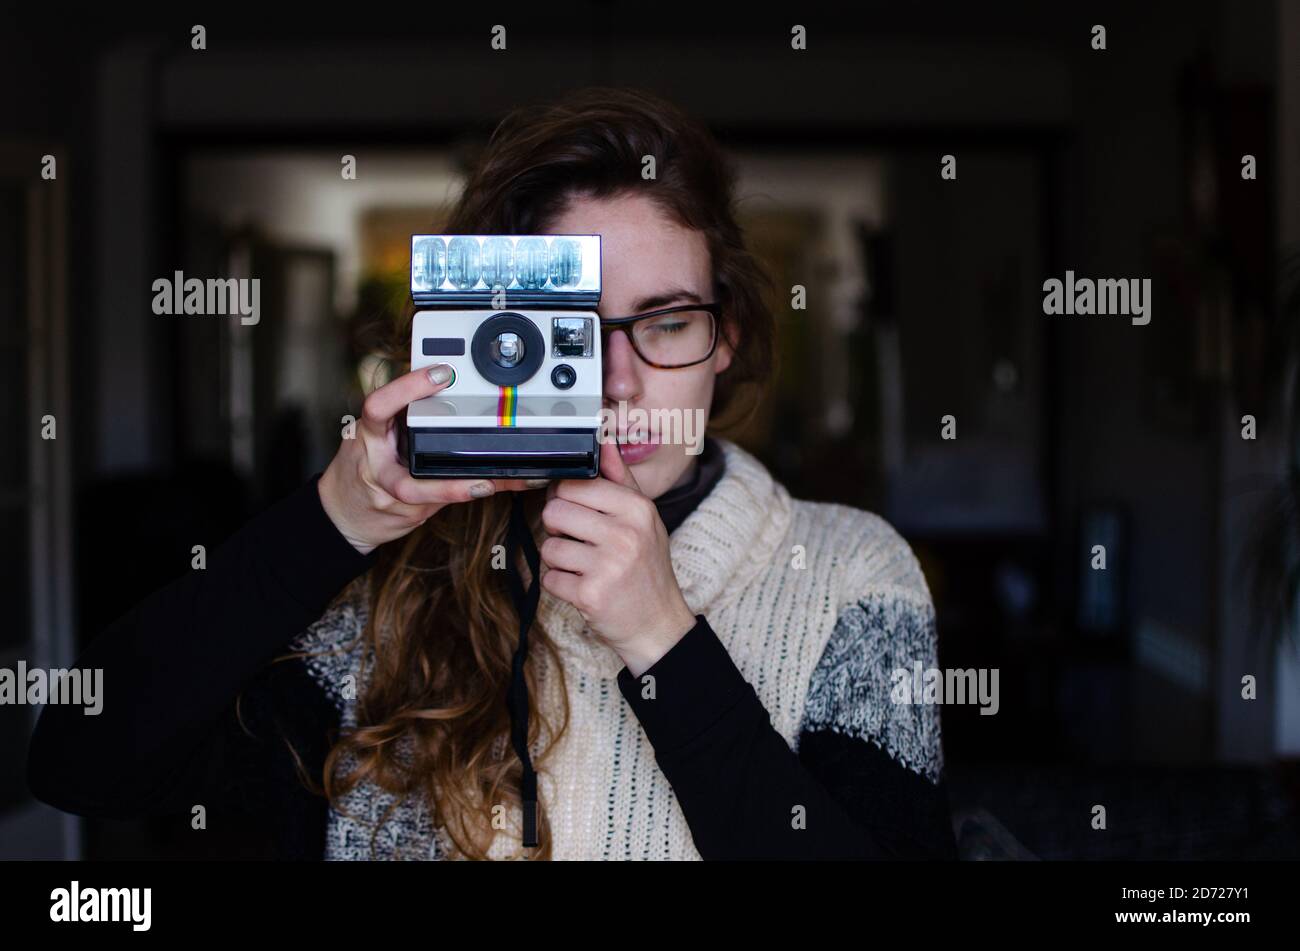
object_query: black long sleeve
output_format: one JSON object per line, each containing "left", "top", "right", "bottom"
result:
{"left": 616, "top": 615, "right": 958, "bottom": 860}
{"left": 25, "top": 475, "right": 377, "bottom": 821}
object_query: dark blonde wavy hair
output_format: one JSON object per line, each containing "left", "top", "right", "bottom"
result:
{"left": 287, "top": 86, "right": 774, "bottom": 859}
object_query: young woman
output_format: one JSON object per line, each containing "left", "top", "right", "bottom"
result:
{"left": 28, "top": 87, "right": 957, "bottom": 861}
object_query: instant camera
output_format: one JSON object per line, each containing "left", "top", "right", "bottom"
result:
{"left": 400, "top": 234, "right": 604, "bottom": 479}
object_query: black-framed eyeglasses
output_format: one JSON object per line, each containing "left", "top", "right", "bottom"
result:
{"left": 599, "top": 302, "right": 722, "bottom": 369}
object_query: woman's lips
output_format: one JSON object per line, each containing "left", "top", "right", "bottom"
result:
{"left": 616, "top": 434, "right": 660, "bottom": 465}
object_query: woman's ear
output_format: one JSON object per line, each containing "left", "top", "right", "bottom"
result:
{"left": 713, "top": 312, "right": 736, "bottom": 375}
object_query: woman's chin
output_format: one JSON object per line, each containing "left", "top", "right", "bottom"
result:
{"left": 634, "top": 447, "right": 699, "bottom": 499}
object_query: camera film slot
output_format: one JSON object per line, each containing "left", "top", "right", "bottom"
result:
{"left": 408, "top": 428, "right": 599, "bottom": 479}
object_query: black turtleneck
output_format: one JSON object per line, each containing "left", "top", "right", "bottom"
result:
{"left": 652, "top": 436, "right": 726, "bottom": 535}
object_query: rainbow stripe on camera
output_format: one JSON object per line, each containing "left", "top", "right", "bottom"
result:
{"left": 497, "top": 386, "right": 517, "bottom": 427}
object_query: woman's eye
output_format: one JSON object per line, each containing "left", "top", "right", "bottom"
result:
{"left": 644, "top": 321, "right": 687, "bottom": 335}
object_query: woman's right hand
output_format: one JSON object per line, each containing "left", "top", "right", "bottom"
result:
{"left": 318, "top": 363, "right": 541, "bottom": 555}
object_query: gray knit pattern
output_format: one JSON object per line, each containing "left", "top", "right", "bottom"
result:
{"left": 800, "top": 586, "right": 944, "bottom": 784}
{"left": 289, "top": 592, "right": 448, "bottom": 860}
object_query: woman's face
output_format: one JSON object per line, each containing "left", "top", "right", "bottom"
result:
{"left": 545, "top": 191, "right": 733, "bottom": 500}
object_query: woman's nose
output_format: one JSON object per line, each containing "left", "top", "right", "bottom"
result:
{"left": 601, "top": 327, "right": 642, "bottom": 403}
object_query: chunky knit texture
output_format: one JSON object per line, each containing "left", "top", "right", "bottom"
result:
{"left": 290, "top": 437, "right": 944, "bottom": 860}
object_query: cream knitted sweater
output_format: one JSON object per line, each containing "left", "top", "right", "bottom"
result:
{"left": 291, "top": 437, "right": 945, "bottom": 860}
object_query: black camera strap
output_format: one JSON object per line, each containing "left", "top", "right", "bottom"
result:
{"left": 503, "top": 492, "right": 541, "bottom": 849}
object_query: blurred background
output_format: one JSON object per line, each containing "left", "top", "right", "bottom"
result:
{"left": 4, "top": 1, "right": 1300, "bottom": 859}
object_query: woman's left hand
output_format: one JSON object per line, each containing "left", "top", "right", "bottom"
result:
{"left": 539, "top": 443, "right": 698, "bottom": 677}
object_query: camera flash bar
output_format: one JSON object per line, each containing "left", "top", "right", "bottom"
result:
{"left": 410, "top": 234, "right": 601, "bottom": 307}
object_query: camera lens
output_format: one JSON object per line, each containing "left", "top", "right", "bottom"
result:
{"left": 551, "top": 364, "right": 576, "bottom": 389}
{"left": 471, "top": 313, "right": 545, "bottom": 387}
{"left": 492, "top": 331, "right": 524, "bottom": 368}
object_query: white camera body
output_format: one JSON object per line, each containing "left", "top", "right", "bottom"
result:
{"left": 402, "top": 234, "right": 604, "bottom": 479}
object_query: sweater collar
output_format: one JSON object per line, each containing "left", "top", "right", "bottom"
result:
{"left": 536, "top": 437, "right": 794, "bottom": 678}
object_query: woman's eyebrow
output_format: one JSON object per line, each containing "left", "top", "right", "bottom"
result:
{"left": 626, "top": 288, "right": 705, "bottom": 313}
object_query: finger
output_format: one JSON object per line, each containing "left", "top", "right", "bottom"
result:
{"left": 554, "top": 475, "right": 641, "bottom": 515}
{"left": 539, "top": 564, "right": 582, "bottom": 604}
{"left": 541, "top": 496, "right": 609, "bottom": 543}
{"left": 600, "top": 440, "right": 643, "bottom": 493}
{"left": 360, "top": 364, "right": 454, "bottom": 434}
{"left": 373, "top": 469, "right": 499, "bottom": 506}
{"left": 539, "top": 535, "right": 595, "bottom": 574}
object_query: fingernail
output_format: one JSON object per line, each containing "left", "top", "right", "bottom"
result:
{"left": 427, "top": 364, "right": 454, "bottom": 385}
{"left": 469, "top": 481, "right": 494, "bottom": 498}
{"left": 525, "top": 478, "right": 550, "bottom": 488}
